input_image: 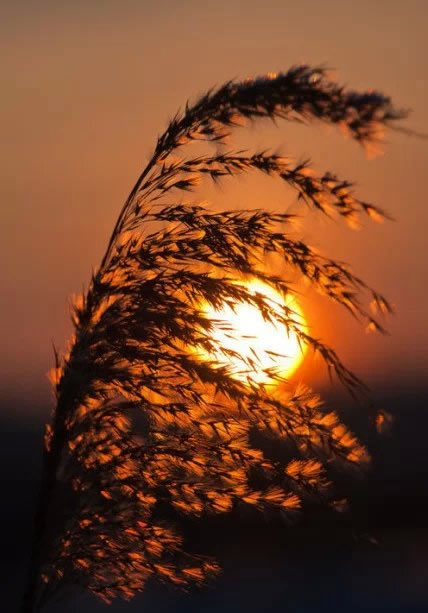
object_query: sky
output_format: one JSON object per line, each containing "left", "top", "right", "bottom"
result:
{"left": 1, "top": 0, "right": 427, "bottom": 416}
{"left": 1, "top": 1, "right": 427, "bottom": 610}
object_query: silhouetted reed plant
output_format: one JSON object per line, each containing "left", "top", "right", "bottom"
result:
{"left": 23, "top": 66, "right": 407, "bottom": 611}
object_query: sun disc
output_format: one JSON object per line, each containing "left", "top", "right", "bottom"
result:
{"left": 198, "top": 279, "right": 307, "bottom": 385}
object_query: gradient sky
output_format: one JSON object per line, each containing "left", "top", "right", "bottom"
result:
{"left": 1, "top": 0, "right": 427, "bottom": 420}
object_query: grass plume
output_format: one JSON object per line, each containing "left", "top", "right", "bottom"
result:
{"left": 23, "top": 65, "right": 407, "bottom": 611}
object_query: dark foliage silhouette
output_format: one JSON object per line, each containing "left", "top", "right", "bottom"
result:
{"left": 23, "top": 66, "right": 407, "bottom": 611}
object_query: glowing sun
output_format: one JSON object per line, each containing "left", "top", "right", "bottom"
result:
{"left": 200, "top": 279, "right": 307, "bottom": 385}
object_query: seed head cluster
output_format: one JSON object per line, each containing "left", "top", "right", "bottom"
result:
{"left": 24, "top": 66, "right": 406, "bottom": 610}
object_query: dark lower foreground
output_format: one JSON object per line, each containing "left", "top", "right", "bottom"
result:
{"left": 37, "top": 523, "right": 428, "bottom": 613}
{"left": 2, "top": 386, "right": 428, "bottom": 611}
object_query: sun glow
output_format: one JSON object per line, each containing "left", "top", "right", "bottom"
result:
{"left": 199, "top": 279, "right": 307, "bottom": 385}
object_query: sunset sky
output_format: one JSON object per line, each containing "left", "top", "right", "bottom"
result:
{"left": 1, "top": 1, "right": 427, "bottom": 610}
{"left": 2, "top": 0, "right": 427, "bottom": 416}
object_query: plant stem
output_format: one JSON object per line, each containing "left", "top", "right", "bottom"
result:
{"left": 99, "top": 153, "right": 157, "bottom": 272}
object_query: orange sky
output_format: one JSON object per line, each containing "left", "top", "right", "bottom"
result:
{"left": 1, "top": 0, "right": 427, "bottom": 417}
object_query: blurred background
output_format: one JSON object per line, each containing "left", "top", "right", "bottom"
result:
{"left": 1, "top": 1, "right": 427, "bottom": 609}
